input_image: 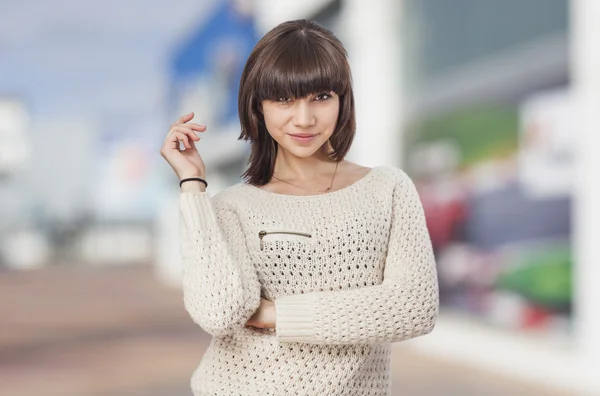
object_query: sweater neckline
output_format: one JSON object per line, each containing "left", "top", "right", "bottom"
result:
{"left": 242, "top": 166, "right": 382, "bottom": 199}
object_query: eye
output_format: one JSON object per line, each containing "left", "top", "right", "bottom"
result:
{"left": 315, "top": 92, "right": 333, "bottom": 101}
{"left": 276, "top": 97, "right": 292, "bottom": 103}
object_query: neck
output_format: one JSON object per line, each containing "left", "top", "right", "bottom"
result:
{"left": 273, "top": 146, "right": 336, "bottom": 181}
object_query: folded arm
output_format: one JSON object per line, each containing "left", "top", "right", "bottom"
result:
{"left": 274, "top": 170, "right": 439, "bottom": 345}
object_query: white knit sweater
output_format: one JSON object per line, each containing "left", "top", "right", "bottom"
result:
{"left": 179, "top": 165, "right": 438, "bottom": 396}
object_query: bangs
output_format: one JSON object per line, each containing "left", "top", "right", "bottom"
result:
{"left": 255, "top": 34, "right": 350, "bottom": 101}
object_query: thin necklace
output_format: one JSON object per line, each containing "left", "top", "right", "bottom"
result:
{"left": 272, "top": 161, "right": 339, "bottom": 193}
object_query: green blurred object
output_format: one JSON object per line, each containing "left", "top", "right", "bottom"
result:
{"left": 496, "top": 245, "right": 572, "bottom": 312}
{"left": 406, "top": 105, "right": 519, "bottom": 167}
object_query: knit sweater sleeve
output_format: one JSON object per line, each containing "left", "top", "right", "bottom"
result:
{"left": 274, "top": 170, "right": 439, "bottom": 345}
{"left": 179, "top": 191, "right": 261, "bottom": 337}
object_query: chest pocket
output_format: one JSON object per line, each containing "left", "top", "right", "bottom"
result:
{"left": 258, "top": 229, "right": 313, "bottom": 251}
{"left": 255, "top": 228, "right": 318, "bottom": 298}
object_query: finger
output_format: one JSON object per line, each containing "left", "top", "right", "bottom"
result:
{"left": 179, "top": 133, "right": 191, "bottom": 149}
{"left": 169, "top": 126, "right": 201, "bottom": 141}
{"left": 171, "top": 132, "right": 191, "bottom": 149}
{"left": 163, "top": 137, "right": 180, "bottom": 152}
{"left": 164, "top": 129, "right": 182, "bottom": 145}
{"left": 177, "top": 112, "right": 194, "bottom": 123}
{"left": 165, "top": 132, "right": 198, "bottom": 150}
{"left": 186, "top": 123, "right": 207, "bottom": 132}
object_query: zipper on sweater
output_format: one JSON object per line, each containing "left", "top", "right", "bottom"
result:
{"left": 258, "top": 230, "right": 312, "bottom": 251}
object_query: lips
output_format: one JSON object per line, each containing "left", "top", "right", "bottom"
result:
{"left": 290, "top": 134, "right": 316, "bottom": 138}
{"left": 290, "top": 133, "right": 318, "bottom": 144}
{"left": 289, "top": 133, "right": 318, "bottom": 144}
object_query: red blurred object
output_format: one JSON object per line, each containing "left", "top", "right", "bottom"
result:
{"left": 521, "top": 305, "right": 551, "bottom": 329}
{"left": 419, "top": 186, "right": 468, "bottom": 250}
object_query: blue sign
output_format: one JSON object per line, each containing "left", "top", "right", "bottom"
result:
{"left": 169, "top": 1, "right": 259, "bottom": 125}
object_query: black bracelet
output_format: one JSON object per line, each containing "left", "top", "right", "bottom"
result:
{"left": 180, "top": 177, "right": 208, "bottom": 188}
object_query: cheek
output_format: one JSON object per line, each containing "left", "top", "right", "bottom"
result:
{"left": 321, "top": 103, "right": 340, "bottom": 132}
{"left": 262, "top": 107, "right": 287, "bottom": 133}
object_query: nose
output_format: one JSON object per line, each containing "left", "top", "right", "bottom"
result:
{"left": 292, "top": 100, "right": 316, "bottom": 127}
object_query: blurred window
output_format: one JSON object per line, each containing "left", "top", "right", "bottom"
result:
{"left": 404, "top": 0, "right": 568, "bottom": 85}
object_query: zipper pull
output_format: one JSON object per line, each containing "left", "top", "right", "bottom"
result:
{"left": 258, "top": 230, "right": 267, "bottom": 251}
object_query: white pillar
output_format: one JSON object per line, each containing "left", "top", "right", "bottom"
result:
{"left": 571, "top": 0, "right": 600, "bottom": 383}
{"left": 254, "top": 0, "right": 333, "bottom": 33}
{"left": 341, "top": 0, "right": 404, "bottom": 168}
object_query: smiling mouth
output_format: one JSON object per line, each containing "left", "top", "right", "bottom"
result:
{"left": 289, "top": 134, "right": 317, "bottom": 138}
{"left": 289, "top": 133, "right": 318, "bottom": 144}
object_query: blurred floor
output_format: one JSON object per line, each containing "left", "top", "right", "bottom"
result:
{"left": 0, "top": 264, "right": 576, "bottom": 396}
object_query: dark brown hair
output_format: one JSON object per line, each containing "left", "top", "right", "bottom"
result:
{"left": 238, "top": 19, "right": 356, "bottom": 185}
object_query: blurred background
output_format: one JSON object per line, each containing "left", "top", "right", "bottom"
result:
{"left": 1, "top": 0, "right": 598, "bottom": 395}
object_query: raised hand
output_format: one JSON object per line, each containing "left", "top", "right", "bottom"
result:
{"left": 160, "top": 112, "right": 207, "bottom": 180}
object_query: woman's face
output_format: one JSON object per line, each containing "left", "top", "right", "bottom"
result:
{"left": 261, "top": 91, "right": 339, "bottom": 158}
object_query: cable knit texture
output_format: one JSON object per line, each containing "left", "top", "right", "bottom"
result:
{"left": 179, "top": 165, "right": 438, "bottom": 396}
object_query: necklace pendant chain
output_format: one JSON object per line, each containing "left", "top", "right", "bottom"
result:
{"left": 273, "top": 161, "right": 339, "bottom": 194}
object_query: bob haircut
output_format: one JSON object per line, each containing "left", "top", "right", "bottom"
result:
{"left": 238, "top": 19, "right": 356, "bottom": 185}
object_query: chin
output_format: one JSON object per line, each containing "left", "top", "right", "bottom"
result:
{"left": 273, "top": 136, "right": 317, "bottom": 155}
{"left": 281, "top": 145, "right": 320, "bottom": 158}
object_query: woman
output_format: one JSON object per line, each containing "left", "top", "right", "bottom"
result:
{"left": 160, "top": 19, "right": 438, "bottom": 396}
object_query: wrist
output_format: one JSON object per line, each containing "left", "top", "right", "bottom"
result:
{"left": 178, "top": 172, "right": 206, "bottom": 180}
{"left": 180, "top": 181, "right": 206, "bottom": 193}
{"left": 180, "top": 175, "right": 207, "bottom": 192}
